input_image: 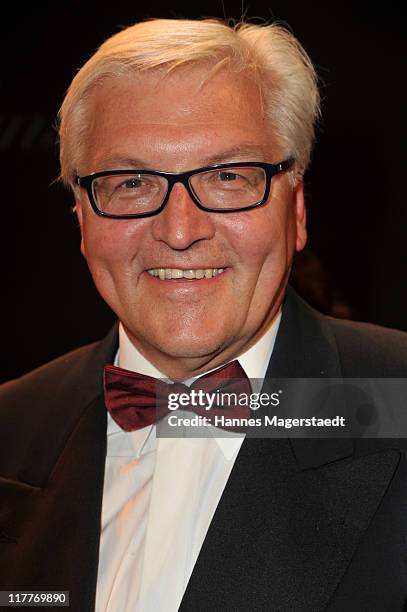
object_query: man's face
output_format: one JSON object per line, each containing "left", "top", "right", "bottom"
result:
{"left": 75, "top": 67, "right": 306, "bottom": 378}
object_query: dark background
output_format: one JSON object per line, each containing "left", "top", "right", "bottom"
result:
{"left": 1, "top": 0, "right": 406, "bottom": 383}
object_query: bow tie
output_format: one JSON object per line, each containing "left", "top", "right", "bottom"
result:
{"left": 103, "top": 360, "right": 251, "bottom": 432}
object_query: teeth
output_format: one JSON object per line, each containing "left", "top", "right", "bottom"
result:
{"left": 147, "top": 268, "right": 225, "bottom": 279}
{"left": 183, "top": 269, "right": 195, "bottom": 280}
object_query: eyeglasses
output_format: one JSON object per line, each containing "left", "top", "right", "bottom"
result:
{"left": 75, "top": 158, "right": 294, "bottom": 219}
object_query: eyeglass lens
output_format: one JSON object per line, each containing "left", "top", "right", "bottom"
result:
{"left": 92, "top": 167, "right": 267, "bottom": 215}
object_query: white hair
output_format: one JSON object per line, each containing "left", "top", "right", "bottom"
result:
{"left": 58, "top": 18, "right": 320, "bottom": 185}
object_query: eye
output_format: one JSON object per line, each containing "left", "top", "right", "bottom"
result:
{"left": 120, "top": 176, "right": 144, "bottom": 189}
{"left": 215, "top": 171, "right": 252, "bottom": 184}
{"left": 217, "top": 171, "right": 241, "bottom": 182}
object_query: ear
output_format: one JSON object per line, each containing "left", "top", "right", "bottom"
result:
{"left": 73, "top": 195, "right": 86, "bottom": 257}
{"left": 293, "top": 179, "right": 307, "bottom": 252}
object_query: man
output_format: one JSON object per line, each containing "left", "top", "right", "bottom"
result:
{"left": 1, "top": 18, "right": 407, "bottom": 612}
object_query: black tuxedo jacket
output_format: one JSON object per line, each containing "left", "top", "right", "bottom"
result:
{"left": 1, "top": 289, "right": 407, "bottom": 611}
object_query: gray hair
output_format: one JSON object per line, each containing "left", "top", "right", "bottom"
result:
{"left": 58, "top": 18, "right": 320, "bottom": 185}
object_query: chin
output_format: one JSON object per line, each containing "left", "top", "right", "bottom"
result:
{"left": 124, "top": 310, "right": 233, "bottom": 360}
{"left": 139, "top": 322, "right": 228, "bottom": 360}
{"left": 155, "top": 334, "right": 224, "bottom": 360}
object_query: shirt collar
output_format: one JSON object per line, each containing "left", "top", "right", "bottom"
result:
{"left": 107, "top": 313, "right": 282, "bottom": 458}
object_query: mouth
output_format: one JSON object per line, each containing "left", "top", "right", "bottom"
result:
{"left": 146, "top": 267, "right": 226, "bottom": 280}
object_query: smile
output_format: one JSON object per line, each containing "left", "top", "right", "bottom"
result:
{"left": 147, "top": 268, "right": 225, "bottom": 280}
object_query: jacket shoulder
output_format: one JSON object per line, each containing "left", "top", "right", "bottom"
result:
{"left": 0, "top": 342, "right": 99, "bottom": 404}
{"left": 0, "top": 323, "right": 118, "bottom": 412}
{"left": 326, "top": 316, "right": 407, "bottom": 376}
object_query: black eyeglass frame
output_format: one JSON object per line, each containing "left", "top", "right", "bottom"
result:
{"left": 75, "top": 158, "right": 294, "bottom": 219}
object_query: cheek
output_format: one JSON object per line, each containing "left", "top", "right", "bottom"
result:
{"left": 223, "top": 203, "right": 293, "bottom": 269}
{"left": 231, "top": 202, "right": 298, "bottom": 309}
{"left": 82, "top": 228, "right": 111, "bottom": 261}
{"left": 81, "top": 230, "right": 121, "bottom": 296}
{"left": 79, "top": 216, "right": 151, "bottom": 301}
{"left": 80, "top": 216, "right": 146, "bottom": 268}
{"left": 218, "top": 213, "right": 272, "bottom": 258}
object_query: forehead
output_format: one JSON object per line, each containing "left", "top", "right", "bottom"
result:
{"left": 83, "top": 66, "right": 275, "bottom": 172}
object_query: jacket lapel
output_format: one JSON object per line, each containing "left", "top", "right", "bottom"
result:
{"left": 179, "top": 439, "right": 399, "bottom": 611}
{"left": 179, "top": 289, "right": 400, "bottom": 611}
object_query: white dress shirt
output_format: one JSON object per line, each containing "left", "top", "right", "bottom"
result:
{"left": 95, "top": 314, "right": 281, "bottom": 612}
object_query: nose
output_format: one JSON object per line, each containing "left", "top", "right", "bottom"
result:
{"left": 151, "top": 182, "right": 216, "bottom": 250}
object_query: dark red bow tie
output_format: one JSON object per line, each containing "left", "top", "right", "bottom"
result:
{"left": 104, "top": 360, "right": 251, "bottom": 432}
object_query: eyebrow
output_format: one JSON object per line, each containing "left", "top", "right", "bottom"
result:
{"left": 96, "top": 156, "right": 150, "bottom": 169}
{"left": 97, "top": 144, "right": 269, "bottom": 171}
{"left": 200, "top": 145, "right": 269, "bottom": 165}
